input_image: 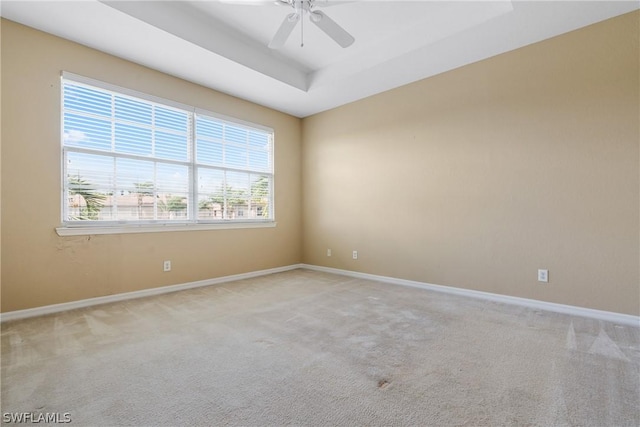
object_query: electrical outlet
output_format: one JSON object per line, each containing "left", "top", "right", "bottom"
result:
{"left": 327, "top": 249, "right": 332, "bottom": 257}
{"left": 538, "top": 269, "right": 548, "bottom": 283}
{"left": 164, "top": 260, "right": 171, "bottom": 272}
{"left": 352, "top": 250, "right": 358, "bottom": 260}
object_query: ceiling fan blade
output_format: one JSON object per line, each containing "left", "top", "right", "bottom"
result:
{"left": 312, "top": 0, "right": 358, "bottom": 8}
{"left": 310, "top": 10, "right": 354, "bottom": 48}
{"left": 268, "top": 13, "right": 300, "bottom": 49}
{"left": 218, "top": 0, "right": 277, "bottom": 5}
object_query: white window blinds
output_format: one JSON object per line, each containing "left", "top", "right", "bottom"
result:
{"left": 61, "top": 73, "right": 274, "bottom": 226}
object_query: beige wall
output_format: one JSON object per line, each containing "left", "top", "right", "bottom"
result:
{"left": 3, "top": 12, "right": 639, "bottom": 316}
{"left": 1, "top": 19, "right": 302, "bottom": 312}
{"left": 302, "top": 12, "right": 640, "bottom": 315}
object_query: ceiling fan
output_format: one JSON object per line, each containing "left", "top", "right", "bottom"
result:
{"left": 269, "top": 0, "right": 355, "bottom": 49}
{"left": 221, "top": 0, "right": 355, "bottom": 49}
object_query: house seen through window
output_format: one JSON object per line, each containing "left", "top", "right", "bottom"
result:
{"left": 62, "top": 73, "right": 274, "bottom": 227}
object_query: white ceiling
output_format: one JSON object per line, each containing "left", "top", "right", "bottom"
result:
{"left": 1, "top": 1, "right": 638, "bottom": 117}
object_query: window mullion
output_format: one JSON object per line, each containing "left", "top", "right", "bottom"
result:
{"left": 223, "top": 170, "right": 228, "bottom": 220}
{"left": 112, "top": 157, "right": 118, "bottom": 219}
{"left": 62, "top": 148, "right": 68, "bottom": 221}
{"left": 151, "top": 104, "right": 156, "bottom": 158}
{"left": 110, "top": 93, "right": 116, "bottom": 152}
{"left": 151, "top": 105, "right": 158, "bottom": 221}
{"left": 190, "top": 111, "right": 197, "bottom": 222}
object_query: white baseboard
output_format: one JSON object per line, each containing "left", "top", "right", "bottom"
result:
{"left": 3, "top": 263, "right": 638, "bottom": 328}
{"left": 0, "top": 264, "right": 303, "bottom": 322}
{"left": 300, "top": 264, "right": 640, "bottom": 328}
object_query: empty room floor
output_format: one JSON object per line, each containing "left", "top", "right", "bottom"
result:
{"left": 1, "top": 269, "right": 639, "bottom": 426}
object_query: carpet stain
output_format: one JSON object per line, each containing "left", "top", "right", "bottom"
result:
{"left": 377, "top": 379, "right": 391, "bottom": 389}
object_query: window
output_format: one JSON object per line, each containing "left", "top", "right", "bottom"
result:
{"left": 61, "top": 73, "right": 274, "bottom": 233}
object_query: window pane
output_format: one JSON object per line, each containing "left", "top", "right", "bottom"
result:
{"left": 158, "top": 193, "right": 188, "bottom": 220}
{"left": 227, "top": 171, "right": 249, "bottom": 193}
{"left": 115, "top": 159, "right": 154, "bottom": 193}
{"left": 249, "top": 150, "right": 269, "bottom": 172}
{"left": 157, "top": 163, "right": 189, "bottom": 194}
{"left": 250, "top": 174, "right": 271, "bottom": 219}
{"left": 249, "top": 131, "right": 270, "bottom": 150}
{"left": 197, "top": 168, "right": 224, "bottom": 220}
{"left": 226, "top": 171, "right": 249, "bottom": 219}
{"left": 63, "top": 113, "right": 112, "bottom": 151}
{"left": 115, "top": 96, "right": 152, "bottom": 126}
{"left": 115, "top": 123, "right": 152, "bottom": 156}
{"left": 64, "top": 84, "right": 112, "bottom": 118}
{"left": 156, "top": 131, "right": 188, "bottom": 161}
{"left": 225, "top": 144, "right": 247, "bottom": 169}
{"left": 66, "top": 152, "right": 113, "bottom": 221}
{"left": 115, "top": 159, "right": 154, "bottom": 220}
{"left": 156, "top": 106, "right": 189, "bottom": 133}
{"left": 251, "top": 174, "right": 270, "bottom": 199}
{"left": 224, "top": 125, "right": 247, "bottom": 145}
{"left": 157, "top": 163, "right": 189, "bottom": 220}
{"left": 196, "top": 116, "right": 223, "bottom": 139}
{"left": 197, "top": 139, "right": 223, "bottom": 166}
{"left": 197, "top": 168, "right": 224, "bottom": 195}
{"left": 67, "top": 152, "right": 114, "bottom": 190}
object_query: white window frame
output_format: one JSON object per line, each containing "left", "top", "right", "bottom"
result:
{"left": 57, "top": 72, "right": 275, "bottom": 236}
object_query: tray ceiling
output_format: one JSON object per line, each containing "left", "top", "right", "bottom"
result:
{"left": 1, "top": 1, "right": 638, "bottom": 117}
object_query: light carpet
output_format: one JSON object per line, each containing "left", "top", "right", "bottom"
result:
{"left": 1, "top": 269, "right": 639, "bottom": 426}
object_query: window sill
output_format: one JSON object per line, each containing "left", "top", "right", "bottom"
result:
{"left": 55, "top": 221, "right": 277, "bottom": 236}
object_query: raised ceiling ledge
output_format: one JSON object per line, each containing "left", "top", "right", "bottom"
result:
{"left": 1, "top": 1, "right": 638, "bottom": 117}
